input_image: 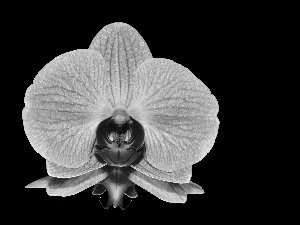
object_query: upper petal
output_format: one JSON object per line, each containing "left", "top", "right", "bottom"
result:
{"left": 89, "top": 22, "right": 152, "bottom": 109}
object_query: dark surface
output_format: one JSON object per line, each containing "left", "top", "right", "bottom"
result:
{"left": 20, "top": 17, "right": 236, "bottom": 219}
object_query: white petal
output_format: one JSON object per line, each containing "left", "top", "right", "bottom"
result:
{"left": 132, "top": 159, "right": 192, "bottom": 183}
{"left": 129, "top": 170, "right": 187, "bottom": 203}
{"left": 23, "top": 49, "right": 110, "bottom": 168}
{"left": 130, "top": 58, "right": 219, "bottom": 171}
{"left": 46, "top": 156, "right": 106, "bottom": 178}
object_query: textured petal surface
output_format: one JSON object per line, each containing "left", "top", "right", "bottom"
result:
{"left": 23, "top": 49, "right": 110, "bottom": 168}
{"left": 89, "top": 22, "right": 152, "bottom": 109}
{"left": 180, "top": 182, "right": 204, "bottom": 194}
{"left": 129, "top": 170, "right": 187, "bottom": 203}
{"left": 45, "top": 169, "right": 108, "bottom": 197}
{"left": 46, "top": 156, "right": 105, "bottom": 178}
{"left": 132, "top": 159, "right": 192, "bottom": 183}
{"left": 129, "top": 58, "right": 219, "bottom": 171}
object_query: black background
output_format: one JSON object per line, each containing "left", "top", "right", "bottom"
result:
{"left": 18, "top": 7, "right": 247, "bottom": 220}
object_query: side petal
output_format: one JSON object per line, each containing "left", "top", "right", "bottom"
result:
{"left": 132, "top": 159, "right": 192, "bottom": 183}
{"left": 129, "top": 170, "right": 187, "bottom": 203}
{"left": 130, "top": 58, "right": 219, "bottom": 171}
{"left": 23, "top": 49, "right": 109, "bottom": 168}
{"left": 180, "top": 182, "right": 204, "bottom": 194}
{"left": 25, "top": 169, "right": 108, "bottom": 197}
{"left": 46, "top": 156, "right": 106, "bottom": 178}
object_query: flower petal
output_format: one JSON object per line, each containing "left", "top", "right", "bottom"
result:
{"left": 130, "top": 58, "right": 219, "bottom": 171}
{"left": 23, "top": 49, "right": 109, "bottom": 168}
{"left": 131, "top": 159, "right": 192, "bottom": 183}
{"left": 46, "top": 157, "right": 106, "bottom": 178}
{"left": 89, "top": 22, "right": 152, "bottom": 109}
{"left": 129, "top": 170, "right": 187, "bottom": 203}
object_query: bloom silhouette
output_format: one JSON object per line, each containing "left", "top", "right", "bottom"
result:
{"left": 24, "top": 22, "right": 219, "bottom": 209}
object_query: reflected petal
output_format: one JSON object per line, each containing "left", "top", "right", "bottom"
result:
{"left": 46, "top": 156, "right": 106, "bottom": 178}
{"left": 129, "top": 170, "right": 187, "bottom": 203}
{"left": 25, "top": 177, "right": 49, "bottom": 188}
{"left": 132, "top": 159, "right": 191, "bottom": 183}
{"left": 26, "top": 169, "right": 108, "bottom": 197}
{"left": 180, "top": 182, "right": 204, "bottom": 194}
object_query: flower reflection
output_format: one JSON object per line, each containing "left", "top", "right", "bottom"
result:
{"left": 24, "top": 22, "right": 219, "bottom": 209}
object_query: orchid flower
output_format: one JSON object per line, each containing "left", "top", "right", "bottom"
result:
{"left": 23, "top": 23, "right": 219, "bottom": 209}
